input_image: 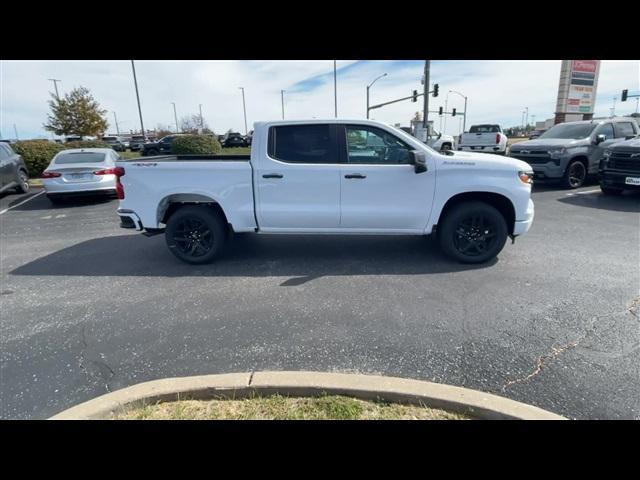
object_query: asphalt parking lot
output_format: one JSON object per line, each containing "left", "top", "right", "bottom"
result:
{"left": 1, "top": 184, "right": 639, "bottom": 419}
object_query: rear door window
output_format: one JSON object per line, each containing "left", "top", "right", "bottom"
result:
{"left": 269, "top": 124, "right": 338, "bottom": 164}
{"left": 614, "top": 122, "right": 636, "bottom": 138}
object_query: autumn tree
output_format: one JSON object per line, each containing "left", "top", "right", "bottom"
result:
{"left": 180, "top": 114, "right": 213, "bottom": 134}
{"left": 44, "top": 87, "right": 108, "bottom": 137}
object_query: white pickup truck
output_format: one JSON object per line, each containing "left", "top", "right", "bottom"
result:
{"left": 115, "top": 119, "right": 535, "bottom": 264}
{"left": 459, "top": 124, "right": 508, "bottom": 155}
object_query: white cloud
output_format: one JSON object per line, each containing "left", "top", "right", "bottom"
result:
{"left": 1, "top": 59, "right": 638, "bottom": 139}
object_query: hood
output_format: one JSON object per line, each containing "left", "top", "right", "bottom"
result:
{"left": 509, "top": 138, "right": 587, "bottom": 151}
{"left": 444, "top": 150, "right": 531, "bottom": 172}
{"left": 611, "top": 137, "right": 640, "bottom": 150}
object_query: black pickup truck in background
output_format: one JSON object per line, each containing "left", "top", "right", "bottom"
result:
{"left": 141, "top": 135, "right": 183, "bottom": 156}
{"left": 599, "top": 137, "right": 640, "bottom": 195}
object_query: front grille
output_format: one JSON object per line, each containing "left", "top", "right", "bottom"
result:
{"left": 608, "top": 151, "right": 640, "bottom": 172}
{"left": 511, "top": 154, "right": 552, "bottom": 164}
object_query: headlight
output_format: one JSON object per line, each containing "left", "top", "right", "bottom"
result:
{"left": 518, "top": 170, "right": 534, "bottom": 184}
{"left": 548, "top": 147, "right": 567, "bottom": 158}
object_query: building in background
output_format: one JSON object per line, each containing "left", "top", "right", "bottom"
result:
{"left": 554, "top": 60, "right": 601, "bottom": 124}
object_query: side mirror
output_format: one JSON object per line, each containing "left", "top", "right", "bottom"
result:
{"left": 409, "top": 150, "right": 427, "bottom": 174}
{"left": 595, "top": 134, "right": 606, "bottom": 145}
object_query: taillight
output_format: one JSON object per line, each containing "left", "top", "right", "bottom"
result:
{"left": 496, "top": 133, "right": 501, "bottom": 144}
{"left": 94, "top": 167, "right": 125, "bottom": 199}
{"left": 40, "top": 171, "right": 61, "bottom": 178}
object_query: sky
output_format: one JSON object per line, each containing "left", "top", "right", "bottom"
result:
{"left": 1, "top": 60, "right": 638, "bottom": 140}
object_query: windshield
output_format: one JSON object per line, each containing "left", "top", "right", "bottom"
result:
{"left": 540, "top": 123, "right": 596, "bottom": 140}
{"left": 469, "top": 125, "right": 500, "bottom": 133}
{"left": 54, "top": 152, "right": 107, "bottom": 164}
{"left": 102, "top": 137, "right": 117, "bottom": 142}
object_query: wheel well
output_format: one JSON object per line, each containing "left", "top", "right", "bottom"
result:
{"left": 158, "top": 194, "right": 230, "bottom": 229}
{"left": 568, "top": 156, "right": 589, "bottom": 171}
{"left": 441, "top": 143, "right": 452, "bottom": 149}
{"left": 438, "top": 192, "right": 516, "bottom": 235}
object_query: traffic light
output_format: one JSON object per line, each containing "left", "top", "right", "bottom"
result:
{"left": 412, "top": 90, "right": 418, "bottom": 102}
{"left": 452, "top": 108, "right": 457, "bottom": 117}
{"left": 621, "top": 89, "right": 628, "bottom": 102}
{"left": 433, "top": 84, "right": 439, "bottom": 97}
{"left": 438, "top": 106, "right": 443, "bottom": 115}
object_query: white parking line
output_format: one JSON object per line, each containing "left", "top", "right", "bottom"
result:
{"left": 0, "top": 190, "right": 45, "bottom": 215}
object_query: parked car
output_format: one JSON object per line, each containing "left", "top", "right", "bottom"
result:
{"left": 141, "top": 135, "right": 184, "bottom": 156}
{"left": 0, "top": 142, "right": 30, "bottom": 195}
{"left": 222, "top": 132, "right": 247, "bottom": 148}
{"left": 40, "top": 148, "right": 122, "bottom": 204}
{"left": 508, "top": 118, "right": 639, "bottom": 189}
{"left": 102, "top": 136, "right": 128, "bottom": 152}
{"left": 529, "top": 130, "right": 545, "bottom": 140}
{"left": 129, "top": 135, "right": 147, "bottom": 151}
{"left": 115, "top": 119, "right": 535, "bottom": 265}
{"left": 599, "top": 136, "right": 640, "bottom": 195}
{"left": 459, "top": 124, "right": 508, "bottom": 155}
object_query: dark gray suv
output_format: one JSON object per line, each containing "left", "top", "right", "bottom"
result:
{"left": 508, "top": 118, "right": 639, "bottom": 189}
{"left": 0, "top": 142, "right": 30, "bottom": 195}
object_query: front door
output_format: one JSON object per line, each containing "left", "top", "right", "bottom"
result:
{"left": 255, "top": 123, "right": 341, "bottom": 230}
{"left": 339, "top": 124, "right": 435, "bottom": 232}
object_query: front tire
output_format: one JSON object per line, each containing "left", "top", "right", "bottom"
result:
{"left": 15, "top": 170, "right": 29, "bottom": 194}
{"left": 438, "top": 201, "right": 508, "bottom": 264}
{"left": 165, "top": 206, "right": 227, "bottom": 264}
{"left": 562, "top": 160, "right": 587, "bottom": 189}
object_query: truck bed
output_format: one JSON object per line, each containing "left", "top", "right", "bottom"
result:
{"left": 121, "top": 154, "right": 251, "bottom": 162}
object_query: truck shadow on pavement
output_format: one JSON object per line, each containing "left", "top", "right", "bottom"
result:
{"left": 10, "top": 233, "right": 497, "bottom": 285}
{"left": 557, "top": 190, "right": 640, "bottom": 213}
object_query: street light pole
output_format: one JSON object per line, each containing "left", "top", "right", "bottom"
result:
{"left": 113, "top": 112, "right": 120, "bottom": 135}
{"left": 171, "top": 102, "right": 179, "bottom": 133}
{"left": 366, "top": 73, "right": 387, "bottom": 119}
{"left": 48, "top": 78, "right": 62, "bottom": 99}
{"left": 131, "top": 60, "right": 146, "bottom": 138}
{"left": 239, "top": 87, "right": 248, "bottom": 135}
{"left": 333, "top": 60, "right": 338, "bottom": 118}
{"left": 13, "top": 124, "right": 18, "bottom": 140}
{"left": 199, "top": 104, "right": 204, "bottom": 130}
{"left": 444, "top": 92, "right": 449, "bottom": 133}
{"left": 422, "top": 61, "right": 430, "bottom": 131}
{"left": 281, "top": 90, "right": 285, "bottom": 119}
{"left": 525, "top": 107, "right": 529, "bottom": 130}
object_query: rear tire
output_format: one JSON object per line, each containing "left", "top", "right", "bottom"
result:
{"left": 562, "top": 159, "right": 587, "bottom": 189}
{"left": 600, "top": 185, "right": 623, "bottom": 196}
{"left": 438, "top": 201, "right": 508, "bottom": 264}
{"left": 15, "top": 170, "right": 29, "bottom": 194}
{"left": 165, "top": 206, "right": 227, "bottom": 264}
{"left": 146, "top": 149, "right": 159, "bottom": 156}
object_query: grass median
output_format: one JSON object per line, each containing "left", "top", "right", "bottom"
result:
{"left": 112, "top": 394, "right": 471, "bottom": 420}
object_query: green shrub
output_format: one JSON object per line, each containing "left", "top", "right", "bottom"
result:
{"left": 64, "top": 140, "right": 110, "bottom": 149}
{"left": 171, "top": 135, "right": 222, "bottom": 154}
{"left": 12, "top": 140, "right": 65, "bottom": 177}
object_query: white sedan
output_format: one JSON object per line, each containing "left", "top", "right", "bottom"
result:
{"left": 40, "top": 148, "right": 123, "bottom": 204}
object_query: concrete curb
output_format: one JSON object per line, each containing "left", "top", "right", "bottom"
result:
{"left": 50, "top": 371, "right": 566, "bottom": 420}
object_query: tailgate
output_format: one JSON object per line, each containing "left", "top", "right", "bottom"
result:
{"left": 461, "top": 132, "right": 498, "bottom": 146}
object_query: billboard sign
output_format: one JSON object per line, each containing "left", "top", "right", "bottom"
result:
{"left": 556, "top": 60, "right": 600, "bottom": 115}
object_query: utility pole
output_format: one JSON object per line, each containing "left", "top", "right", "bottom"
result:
{"left": 422, "top": 61, "right": 430, "bottom": 132}
{"left": 13, "top": 124, "right": 19, "bottom": 140}
{"left": 333, "top": 60, "right": 338, "bottom": 118}
{"left": 239, "top": 87, "right": 248, "bottom": 134}
{"left": 281, "top": 90, "right": 285, "bottom": 119}
{"left": 531, "top": 114, "right": 536, "bottom": 129}
{"left": 611, "top": 96, "right": 617, "bottom": 117}
{"left": 113, "top": 112, "right": 120, "bottom": 135}
{"left": 199, "top": 104, "right": 204, "bottom": 130}
{"left": 131, "top": 60, "right": 146, "bottom": 138}
{"left": 444, "top": 92, "right": 449, "bottom": 133}
{"left": 48, "top": 78, "right": 61, "bottom": 99}
{"left": 171, "top": 102, "right": 179, "bottom": 133}
{"left": 525, "top": 107, "right": 529, "bottom": 130}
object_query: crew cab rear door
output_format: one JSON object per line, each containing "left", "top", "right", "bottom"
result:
{"left": 338, "top": 124, "right": 435, "bottom": 232}
{"left": 255, "top": 124, "right": 341, "bottom": 230}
